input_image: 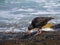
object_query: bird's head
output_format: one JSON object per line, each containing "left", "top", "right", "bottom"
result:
{"left": 28, "top": 24, "right": 34, "bottom": 34}
{"left": 28, "top": 24, "right": 34, "bottom": 30}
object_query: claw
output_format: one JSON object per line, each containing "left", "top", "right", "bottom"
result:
{"left": 34, "top": 29, "right": 42, "bottom": 36}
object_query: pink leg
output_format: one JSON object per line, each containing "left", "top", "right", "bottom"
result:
{"left": 34, "top": 29, "right": 42, "bottom": 36}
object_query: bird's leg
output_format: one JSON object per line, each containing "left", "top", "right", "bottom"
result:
{"left": 39, "top": 28, "right": 42, "bottom": 34}
{"left": 37, "top": 28, "right": 42, "bottom": 34}
{"left": 34, "top": 28, "right": 42, "bottom": 36}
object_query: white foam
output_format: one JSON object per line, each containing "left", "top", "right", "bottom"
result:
{"left": 11, "top": 8, "right": 18, "bottom": 12}
{"left": 5, "top": 27, "right": 25, "bottom": 33}
{"left": 0, "top": 10, "right": 26, "bottom": 24}
{"left": 28, "top": 21, "right": 31, "bottom": 24}
{"left": 0, "top": 28, "right": 8, "bottom": 32}
{"left": 31, "top": 11, "right": 60, "bottom": 14}
{"left": 5, "top": 30, "right": 12, "bottom": 32}
{"left": 12, "top": 29, "right": 24, "bottom": 32}
{"left": 32, "top": 0, "right": 46, "bottom": 3}
{"left": 0, "top": 11, "right": 24, "bottom": 18}
{"left": 21, "top": 27, "right": 28, "bottom": 32}
{"left": 0, "top": 11, "right": 10, "bottom": 17}
{"left": 17, "top": 8, "right": 35, "bottom": 12}
{"left": 44, "top": 4, "right": 60, "bottom": 8}
{"left": 5, "top": 0, "right": 21, "bottom": 4}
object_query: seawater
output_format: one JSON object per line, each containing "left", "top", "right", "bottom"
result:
{"left": 0, "top": 0, "right": 60, "bottom": 32}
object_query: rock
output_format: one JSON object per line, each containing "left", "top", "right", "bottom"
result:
{"left": 0, "top": 31, "right": 60, "bottom": 45}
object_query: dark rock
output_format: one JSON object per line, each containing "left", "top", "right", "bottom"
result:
{"left": 51, "top": 24, "right": 60, "bottom": 29}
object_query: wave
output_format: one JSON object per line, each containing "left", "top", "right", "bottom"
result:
{"left": 0, "top": 0, "right": 60, "bottom": 32}
{"left": 17, "top": 8, "right": 35, "bottom": 12}
{"left": 31, "top": 11, "right": 60, "bottom": 14}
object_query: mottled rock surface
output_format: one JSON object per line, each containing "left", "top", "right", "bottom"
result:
{"left": 0, "top": 31, "right": 60, "bottom": 45}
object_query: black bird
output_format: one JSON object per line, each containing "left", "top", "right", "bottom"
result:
{"left": 28, "top": 17, "right": 54, "bottom": 35}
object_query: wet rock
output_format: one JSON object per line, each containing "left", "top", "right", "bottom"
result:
{"left": 0, "top": 31, "right": 60, "bottom": 45}
{"left": 51, "top": 24, "right": 60, "bottom": 29}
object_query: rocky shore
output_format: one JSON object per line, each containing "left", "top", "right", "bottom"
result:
{"left": 0, "top": 30, "right": 60, "bottom": 45}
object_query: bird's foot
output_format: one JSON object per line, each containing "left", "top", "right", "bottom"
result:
{"left": 34, "top": 31, "right": 42, "bottom": 36}
{"left": 34, "top": 33, "right": 40, "bottom": 36}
